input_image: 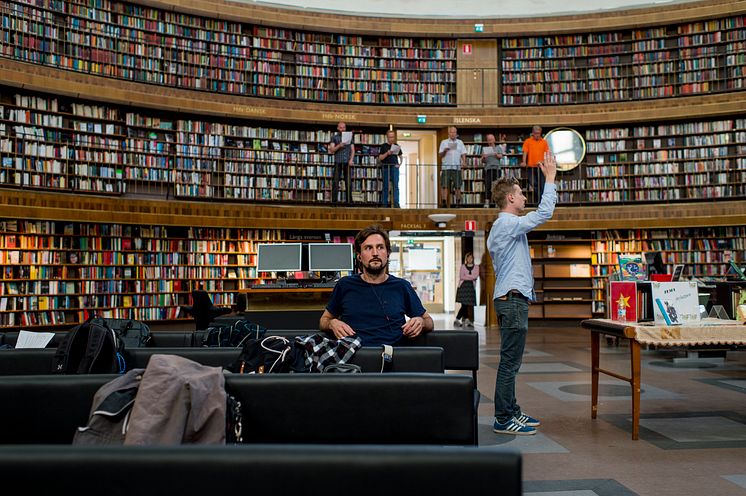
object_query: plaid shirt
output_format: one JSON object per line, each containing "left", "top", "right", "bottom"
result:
{"left": 295, "top": 334, "right": 362, "bottom": 373}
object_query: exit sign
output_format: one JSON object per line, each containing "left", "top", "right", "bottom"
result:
{"left": 474, "top": 23, "right": 484, "bottom": 33}
{"left": 417, "top": 115, "right": 427, "bottom": 124}
{"left": 465, "top": 220, "right": 477, "bottom": 231}
{"left": 462, "top": 44, "right": 472, "bottom": 55}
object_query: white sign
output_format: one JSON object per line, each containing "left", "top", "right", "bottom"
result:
{"left": 406, "top": 248, "right": 438, "bottom": 271}
{"left": 651, "top": 281, "right": 700, "bottom": 325}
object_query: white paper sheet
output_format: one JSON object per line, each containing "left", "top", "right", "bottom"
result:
{"left": 15, "top": 330, "right": 55, "bottom": 349}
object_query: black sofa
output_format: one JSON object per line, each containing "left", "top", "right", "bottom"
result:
{"left": 0, "top": 346, "right": 444, "bottom": 375}
{"left": 0, "top": 373, "right": 477, "bottom": 445}
{"left": 1, "top": 328, "right": 478, "bottom": 382}
{"left": 0, "top": 444, "right": 522, "bottom": 496}
{"left": 0, "top": 330, "right": 195, "bottom": 348}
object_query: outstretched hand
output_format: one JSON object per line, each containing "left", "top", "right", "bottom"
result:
{"left": 538, "top": 151, "right": 557, "bottom": 183}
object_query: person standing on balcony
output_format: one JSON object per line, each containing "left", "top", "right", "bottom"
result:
{"left": 438, "top": 126, "right": 466, "bottom": 208}
{"left": 521, "top": 125, "right": 549, "bottom": 205}
{"left": 328, "top": 121, "right": 355, "bottom": 204}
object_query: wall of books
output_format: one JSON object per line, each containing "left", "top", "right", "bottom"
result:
{"left": 0, "top": 0, "right": 456, "bottom": 105}
{"left": 453, "top": 119, "right": 746, "bottom": 206}
{"left": 0, "top": 87, "right": 386, "bottom": 204}
{"left": 566, "top": 118, "right": 746, "bottom": 204}
{"left": 0, "top": 218, "right": 352, "bottom": 328}
{"left": 1, "top": 217, "right": 744, "bottom": 327}
{"left": 501, "top": 15, "right": 746, "bottom": 105}
{"left": 4, "top": 85, "right": 746, "bottom": 207}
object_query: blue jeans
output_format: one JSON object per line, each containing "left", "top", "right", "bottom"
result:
{"left": 493, "top": 296, "right": 529, "bottom": 423}
{"left": 382, "top": 165, "right": 400, "bottom": 207}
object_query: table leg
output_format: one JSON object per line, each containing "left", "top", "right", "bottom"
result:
{"left": 591, "top": 331, "right": 600, "bottom": 419}
{"left": 630, "top": 338, "right": 641, "bottom": 440}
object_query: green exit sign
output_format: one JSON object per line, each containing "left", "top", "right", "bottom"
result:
{"left": 474, "top": 23, "right": 484, "bottom": 33}
{"left": 417, "top": 115, "right": 427, "bottom": 124}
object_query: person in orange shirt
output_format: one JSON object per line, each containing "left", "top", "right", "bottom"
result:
{"left": 521, "top": 125, "right": 549, "bottom": 205}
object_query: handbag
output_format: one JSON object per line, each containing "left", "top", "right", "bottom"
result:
{"left": 322, "top": 363, "right": 362, "bottom": 373}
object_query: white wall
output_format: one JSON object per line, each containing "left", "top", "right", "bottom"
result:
{"left": 247, "top": 0, "right": 691, "bottom": 18}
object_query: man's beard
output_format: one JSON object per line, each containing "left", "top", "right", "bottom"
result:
{"left": 363, "top": 259, "right": 387, "bottom": 276}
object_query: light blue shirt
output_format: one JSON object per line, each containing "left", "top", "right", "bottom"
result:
{"left": 488, "top": 183, "right": 557, "bottom": 302}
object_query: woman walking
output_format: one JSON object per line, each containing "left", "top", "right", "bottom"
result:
{"left": 454, "top": 252, "right": 479, "bottom": 327}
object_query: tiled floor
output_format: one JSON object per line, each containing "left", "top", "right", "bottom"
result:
{"left": 436, "top": 315, "right": 746, "bottom": 496}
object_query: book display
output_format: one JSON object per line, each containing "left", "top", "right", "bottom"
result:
{"left": 0, "top": 0, "right": 456, "bottom": 106}
{"left": 501, "top": 15, "right": 746, "bottom": 106}
{"left": 591, "top": 227, "right": 746, "bottom": 315}
{"left": 0, "top": 87, "right": 386, "bottom": 204}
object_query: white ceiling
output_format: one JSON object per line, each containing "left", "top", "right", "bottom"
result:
{"left": 245, "top": 0, "right": 694, "bottom": 18}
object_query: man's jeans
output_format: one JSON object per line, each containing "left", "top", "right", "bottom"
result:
{"left": 382, "top": 165, "right": 399, "bottom": 207}
{"left": 493, "top": 297, "right": 529, "bottom": 423}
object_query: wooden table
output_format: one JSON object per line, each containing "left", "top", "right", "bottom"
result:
{"left": 581, "top": 318, "right": 746, "bottom": 440}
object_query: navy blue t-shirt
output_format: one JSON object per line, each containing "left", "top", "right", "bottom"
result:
{"left": 326, "top": 274, "right": 426, "bottom": 346}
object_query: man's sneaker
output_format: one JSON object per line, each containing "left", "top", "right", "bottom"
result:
{"left": 493, "top": 417, "right": 537, "bottom": 436}
{"left": 516, "top": 412, "right": 541, "bottom": 427}
{"left": 453, "top": 319, "right": 462, "bottom": 328}
{"left": 464, "top": 318, "right": 474, "bottom": 328}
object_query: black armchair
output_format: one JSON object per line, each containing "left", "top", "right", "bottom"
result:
{"left": 181, "top": 290, "right": 232, "bottom": 331}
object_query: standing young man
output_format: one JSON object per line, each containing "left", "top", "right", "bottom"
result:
{"left": 320, "top": 225, "right": 434, "bottom": 346}
{"left": 438, "top": 126, "right": 466, "bottom": 208}
{"left": 521, "top": 125, "right": 549, "bottom": 205}
{"left": 488, "top": 152, "right": 557, "bottom": 435}
{"left": 328, "top": 121, "right": 355, "bottom": 204}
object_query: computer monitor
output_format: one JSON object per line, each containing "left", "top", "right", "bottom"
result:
{"left": 308, "top": 243, "right": 354, "bottom": 272}
{"left": 256, "top": 243, "right": 302, "bottom": 272}
{"left": 644, "top": 251, "right": 665, "bottom": 277}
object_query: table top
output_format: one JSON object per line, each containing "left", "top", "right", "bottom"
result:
{"left": 240, "top": 287, "right": 334, "bottom": 294}
{"left": 582, "top": 318, "right": 746, "bottom": 346}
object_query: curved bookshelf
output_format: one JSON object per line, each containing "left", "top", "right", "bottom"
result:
{"left": 0, "top": 0, "right": 456, "bottom": 106}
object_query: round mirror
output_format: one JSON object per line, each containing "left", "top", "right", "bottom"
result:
{"left": 545, "top": 127, "right": 586, "bottom": 172}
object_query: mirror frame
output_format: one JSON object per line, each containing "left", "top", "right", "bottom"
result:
{"left": 545, "top": 127, "right": 586, "bottom": 172}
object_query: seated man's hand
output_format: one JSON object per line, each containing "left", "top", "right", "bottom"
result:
{"left": 401, "top": 316, "right": 424, "bottom": 339}
{"left": 329, "top": 318, "right": 356, "bottom": 339}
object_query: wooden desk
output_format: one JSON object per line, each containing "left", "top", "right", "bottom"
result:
{"left": 240, "top": 287, "right": 334, "bottom": 311}
{"left": 580, "top": 318, "right": 746, "bottom": 440}
{"left": 237, "top": 287, "right": 334, "bottom": 329}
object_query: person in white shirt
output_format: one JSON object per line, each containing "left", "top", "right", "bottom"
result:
{"left": 438, "top": 126, "right": 466, "bottom": 208}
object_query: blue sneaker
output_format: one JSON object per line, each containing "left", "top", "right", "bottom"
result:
{"left": 493, "top": 417, "right": 537, "bottom": 436}
{"left": 516, "top": 412, "right": 540, "bottom": 427}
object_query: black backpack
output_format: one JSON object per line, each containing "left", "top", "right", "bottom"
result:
{"left": 100, "top": 318, "right": 152, "bottom": 348}
{"left": 53, "top": 317, "right": 125, "bottom": 374}
{"left": 200, "top": 320, "right": 266, "bottom": 348}
{"left": 230, "top": 336, "right": 306, "bottom": 374}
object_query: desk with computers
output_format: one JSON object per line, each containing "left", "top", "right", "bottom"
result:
{"left": 239, "top": 242, "right": 354, "bottom": 328}
{"left": 251, "top": 242, "right": 355, "bottom": 289}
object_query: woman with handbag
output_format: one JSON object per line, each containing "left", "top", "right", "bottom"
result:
{"left": 454, "top": 252, "right": 479, "bottom": 328}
